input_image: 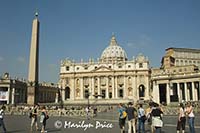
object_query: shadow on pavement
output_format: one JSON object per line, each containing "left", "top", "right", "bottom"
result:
{"left": 7, "top": 130, "right": 26, "bottom": 133}
{"left": 46, "top": 128, "right": 62, "bottom": 132}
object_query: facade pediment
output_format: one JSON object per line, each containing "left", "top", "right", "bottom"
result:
{"left": 91, "top": 65, "right": 113, "bottom": 72}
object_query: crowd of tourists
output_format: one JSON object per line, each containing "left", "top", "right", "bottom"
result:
{"left": 0, "top": 101, "right": 198, "bottom": 133}
{"left": 0, "top": 104, "right": 49, "bottom": 133}
{"left": 117, "top": 101, "right": 196, "bottom": 133}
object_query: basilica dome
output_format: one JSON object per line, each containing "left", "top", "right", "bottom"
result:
{"left": 100, "top": 36, "right": 127, "bottom": 63}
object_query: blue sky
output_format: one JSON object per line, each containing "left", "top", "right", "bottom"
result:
{"left": 0, "top": 0, "right": 200, "bottom": 83}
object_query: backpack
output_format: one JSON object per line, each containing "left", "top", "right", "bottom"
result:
{"left": 122, "top": 110, "right": 127, "bottom": 119}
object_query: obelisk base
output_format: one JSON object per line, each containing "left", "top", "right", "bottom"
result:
{"left": 27, "top": 86, "right": 38, "bottom": 105}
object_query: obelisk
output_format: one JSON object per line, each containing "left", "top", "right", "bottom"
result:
{"left": 27, "top": 12, "right": 40, "bottom": 105}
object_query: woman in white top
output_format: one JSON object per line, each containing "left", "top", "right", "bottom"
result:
{"left": 186, "top": 102, "right": 195, "bottom": 133}
{"left": 176, "top": 103, "right": 186, "bottom": 133}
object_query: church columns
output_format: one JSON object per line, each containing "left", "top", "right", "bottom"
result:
{"left": 112, "top": 77, "right": 115, "bottom": 98}
{"left": 198, "top": 82, "right": 200, "bottom": 100}
{"left": 115, "top": 76, "right": 118, "bottom": 98}
{"left": 11, "top": 88, "right": 15, "bottom": 104}
{"left": 177, "top": 83, "right": 181, "bottom": 102}
{"left": 80, "top": 78, "right": 84, "bottom": 99}
{"left": 97, "top": 77, "right": 101, "bottom": 99}
{"left": 124, "top": 76, "right": 127, "bottom": 98}
{"left": 91, "top": 77, "right": 95, "bottom": 99}
{"left": 152, "top": 81, "right": 159, "bottom": 104}
{"left": 192, "top": 82, "right": 196, "bottom": 101}
{"left": 184, "top": 83, "right": 188, "bottom": 101}
{"left": 7, "top": 87, "right": 11, "bottom": 104}
{"left": 106, "top": 77, "right": 109, "bottom": 99}
{"left": 61, "top": 79, "right": 65, "bottom": 102}
{"left": 70, "top": 78, "right": 75, "bottom": 100}
{"left": 166, "top": 83, "right": 170, "bottom": 104}
{"left": 145, "top": 76, "right": 149, "bottom": 100}
{"left": 132, "top": 76, "right": 137, "bottom": 99}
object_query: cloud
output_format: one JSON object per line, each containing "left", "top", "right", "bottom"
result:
{"left": 127, "top": 34, "right": 152, "bottom": 48}
{"left": 17, "top": 56, "right": 26, "bottom": 63}
{"left": 126, "top": 42, "right": 139, "bottom": 49}
{"left": 48, "top": 64, "right": 57, "bottom": 68}
{"left": 0, "top": 56, "right": 4, "bottom": 61}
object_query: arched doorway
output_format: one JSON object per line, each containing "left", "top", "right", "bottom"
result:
{"left": 138, "top": 85, "right": 145, "bottom": 98}
{"left": 65, "top": 87, "right": 70, "bottom": 99}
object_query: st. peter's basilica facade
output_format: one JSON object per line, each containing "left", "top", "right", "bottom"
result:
{"left": 59, "top": 36, "right": 150, "bottom": 104}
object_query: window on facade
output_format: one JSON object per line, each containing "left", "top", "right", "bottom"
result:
{"left": 109, "top": 66, "right": 112, "bottom": 68}
{"left": 76, "top": 89, "right": 80, "bottom": 97}
{"left": 66, "top": 66, "right": 69, "bottom": 71}
{"left": 101, "top": 90, "right": 106, "bottom": 98}
{"left": 118, "top": 65, "right": 122, "bottom": 68}
{"left": 84, "top": 90, "right": 89, "bottom": 99}
{"left": 139, "top": 85, "right": 145, "bottom": 97}
{"left": 128, "top": 65, "right": 131, "bottom": 68}
{"left": 65, "top": 87, "right": 70, "bottom": 99}
{"left": 94, "top": 92, "right": 98, "bottom": 99}
{"left": 176, "top": 60, "right": 179, "bottom": 62}
{"left": 119, "top": 89, "right": 123, "bottom": 98}
{"left": 109, "top": 92, "right": 112, "bottom": 98}
{"left": 94, "top": 78, "right": 98, "bottom": 84}
{"left": 76, "top": 67, "right": 79, "bottom": 70}
{"left": 95, "top": 66, "right": 97, "bottom": 69}
{"left": 139, "top": 63, "right": 143, "bottom": 68}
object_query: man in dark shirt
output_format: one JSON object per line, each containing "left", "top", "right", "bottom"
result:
{"left": 126, "top": 102, "right": 137, "bottom": 133}
{"left": 151, "top": 102, "right": 163, "bottom": 133}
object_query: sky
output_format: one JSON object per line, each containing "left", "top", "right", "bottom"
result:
{"left": 0, "top": 0, "right": 200, "bottom": 83}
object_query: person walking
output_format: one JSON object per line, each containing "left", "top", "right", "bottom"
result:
{"left": 176, "top": 103, "right": 186, "bottom": 133}
{"left": 186, "top": 102, "right": 195, "bottom": 133}
{"left": 118, "top": 103, "right": 127, "bottom": 133}
{"left": 85, "top": 106, "right": 90, "bottom": 120}
{"left": 40, "top": 106, "right": 49, "bottom": 133}
{"left": 151, "top": 103, "right": 163, "bottom": 133}
{"left": 138, "top": 104, "right": 146, "bottom": 133}
{"left": 30, "top": 104, "right": 39, "bottom": 132}
{"left": 0, "top": 106, "right": 7, "bottom": 133}
{"left": 126, "top": 102, "right": 137, "bottom": 133}
{"left": 146, "top": 102, "right": 153, "bottom": 133}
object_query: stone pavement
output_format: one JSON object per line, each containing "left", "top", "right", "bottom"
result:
{"left": 2, "top": 112, "right": 200, "bottom": 133}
